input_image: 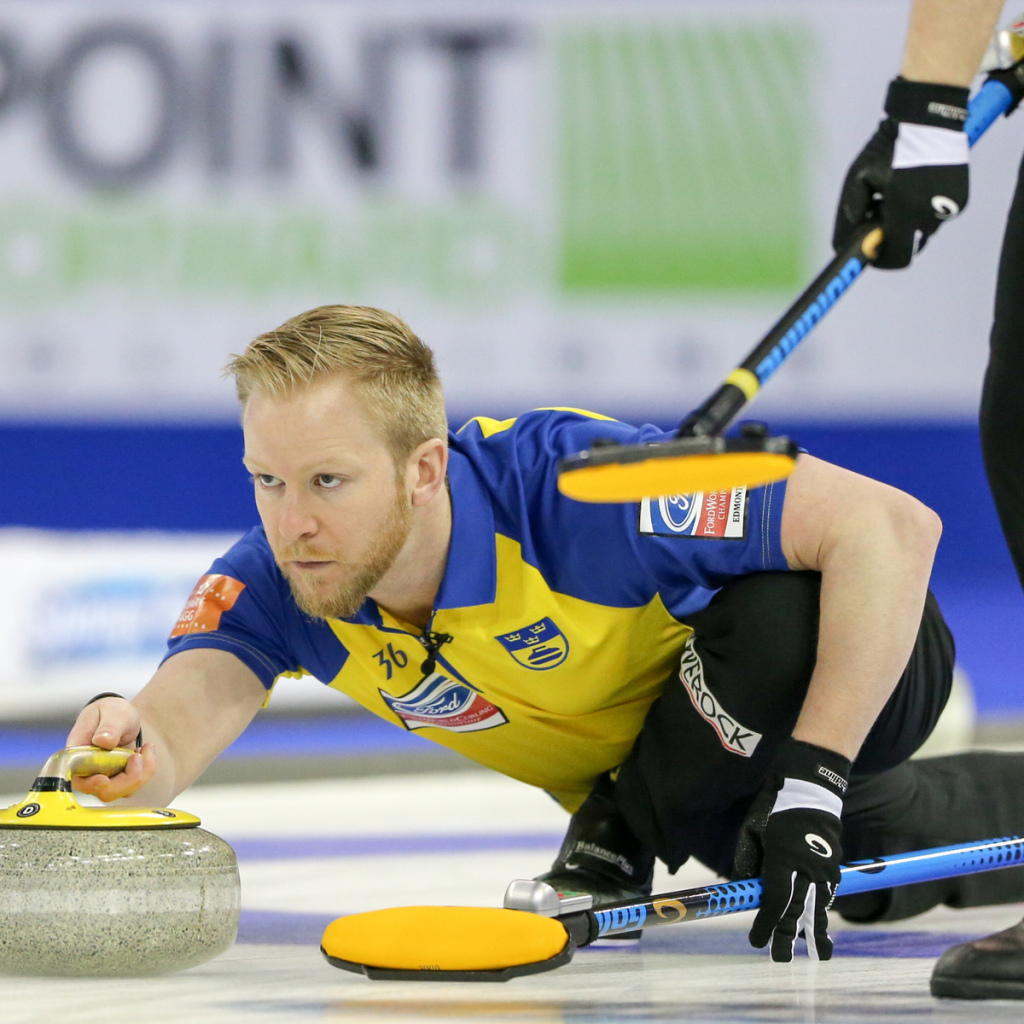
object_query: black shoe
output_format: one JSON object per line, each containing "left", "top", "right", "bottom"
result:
{"left": 535, "top": 772, "right": 654, "bottom": 942}
{"left": 931, "top": 919, "right": 1024, "bottom": 999}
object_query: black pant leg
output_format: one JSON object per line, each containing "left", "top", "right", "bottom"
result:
{"left": 615, "top": 572, "right": 820, "bottom": 873}
{"left": 836, "top": 752, "right": 1024, "bottom": 922}
{"left": 980, "top": 149, "right": 1024, "bottom": 590}
{"left": 615, "top": 572, "right": 954, "bottom": 875}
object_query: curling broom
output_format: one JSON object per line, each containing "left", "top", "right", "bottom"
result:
{"left": 321, "top": 834, "right": 1024, "bottom": 981}
{"left": 556, "top": 71, "right": 1020, "bottom": 504}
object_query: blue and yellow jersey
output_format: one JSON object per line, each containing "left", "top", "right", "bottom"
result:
{"left": 164, "top": 409, "right": 789, "bottom": 809}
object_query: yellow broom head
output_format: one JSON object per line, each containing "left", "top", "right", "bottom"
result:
{"left": 321, "top": 906, "right": 573, "bottom": 981}
{"left": 559, "top": 449, "right": 797, "bottom": 502}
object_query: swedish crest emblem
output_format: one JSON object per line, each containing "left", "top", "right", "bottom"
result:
{"left": 495, "top": 617, "right": 569, "bottom": 670}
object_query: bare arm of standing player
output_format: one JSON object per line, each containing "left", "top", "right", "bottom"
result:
{"left": 833, "top": 0, "right": 1005, "bottom": 269}
{"left": 735, "top": 452, "right": 942, "bottom": 961}
{"left": 901, "top": 0, "right": 1005, "bottom": 84}
{"left": 65, "top": 649, "right": 267, "bottom": 806}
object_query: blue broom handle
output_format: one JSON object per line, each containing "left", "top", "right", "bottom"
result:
{"left": 696, "top": 835, "right": 1024, "bottom": 920}
{"left": 590, "top": 836, "right": 1024, "bottom": 935}
{"left": 967, "top": 78, "right": 1015, "bottom": 145}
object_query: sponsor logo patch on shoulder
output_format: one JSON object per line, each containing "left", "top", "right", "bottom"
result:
{"left": 380, "top": 673, "right": 508, "bottom": 733}
{"left": 170, "top": 574, "right": 246, "bottom": 637}
{"left": 638, "top": 488, "right": 747, "bottom": 540}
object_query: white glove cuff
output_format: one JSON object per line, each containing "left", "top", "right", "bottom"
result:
{"left": 771, "top": 777, "right": 843, "bottom": 818}
{"left": 893, "top": 123, "right": 969, "bottom": 169}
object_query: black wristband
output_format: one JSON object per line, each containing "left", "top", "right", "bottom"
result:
{"left": 884, "top": 76, "right": 969, "bottom": 130}
{"left": 772, "top": 738, "right": 852, "bottom": 800}
{"left": 83, "top": 692, "right": 143, "bottom": 750}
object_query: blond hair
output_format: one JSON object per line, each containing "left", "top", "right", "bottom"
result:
{"left": 226, "top": 305, "right": 447, "bottom": 462}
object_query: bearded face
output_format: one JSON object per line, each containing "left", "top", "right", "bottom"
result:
{"left": 243, "top": 373, "right": 431, "bottom": 623}
{"left": 274, "top": 485, "right": 414, "bottom": 620}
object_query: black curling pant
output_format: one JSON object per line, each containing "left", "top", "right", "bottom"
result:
{"left": 615, "top": 572, "right": 1024, "bottom": 918}
{"left": 615, "top": 572, "right": 954, "bottom": 874}
{"left": 835, "top": 751, "right": 1024, "bottom": 921}
{"left": 980, "top": 150, "right": 1024, "bottom": 589}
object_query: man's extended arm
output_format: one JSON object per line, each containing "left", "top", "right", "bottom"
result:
{"left": 66, "top": 648, "right": 268, "bottom": 807}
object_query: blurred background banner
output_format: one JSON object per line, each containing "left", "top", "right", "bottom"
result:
{"left": 0, "top": 530, "right": 345, "bottom": 716}
{"left": 1, "top": 0, "right": 1022, "bottom": 717}
{"left": 2, "top": 0, "right": 1020, "bottom": 420}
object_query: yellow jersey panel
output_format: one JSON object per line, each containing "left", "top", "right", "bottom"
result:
{"left": 324, "top": 534, "right": 691, "bottom": 809}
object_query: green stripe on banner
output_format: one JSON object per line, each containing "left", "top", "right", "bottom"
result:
{"left": 557, "top": 20, "right": 815, "bottom": 292}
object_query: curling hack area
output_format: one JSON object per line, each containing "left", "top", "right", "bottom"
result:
{"left": 3, "top": 710, "right": 1024, "bottom": 1024}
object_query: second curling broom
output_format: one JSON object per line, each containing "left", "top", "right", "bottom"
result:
{"left": 556, "top": 72, "right": 1020, "bottom": 504}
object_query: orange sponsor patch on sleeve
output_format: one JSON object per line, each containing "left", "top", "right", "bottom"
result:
{"left": 170, "top": 574, "right": 247, "bottom": 638}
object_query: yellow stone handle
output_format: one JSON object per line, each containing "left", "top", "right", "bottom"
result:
{"left": 0, "top": 746, "right": 201, "bottom": 829}
{"left": 36, "top": 746, "right": 136, "bottom": 783}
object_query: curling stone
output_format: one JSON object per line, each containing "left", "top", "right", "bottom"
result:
{"left": 0, "top": 746, "right": 240, "bottom": 977}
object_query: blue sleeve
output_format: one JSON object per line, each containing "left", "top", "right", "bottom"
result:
{"left": 455, "top": 410, "right": 791, "bottom": 618}
{"left": 161, "top": 527, "right": 304, "bottom": 689}
{"left": 551, "top": 415, "right": 789, "bottom": 585}
{"left": 633, "top": 476, "right": 789, "bottom": 603}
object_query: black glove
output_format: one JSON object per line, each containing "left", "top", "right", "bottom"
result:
{"left": 833, "top": 77, "right": 969, "bottom": 269}
{"left": 734, "top": 738, "right": 851, "bottom": 962}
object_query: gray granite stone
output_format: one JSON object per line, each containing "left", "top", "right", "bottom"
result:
{"left": 0, "top": 827, "right": 240, "bottom": 976}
